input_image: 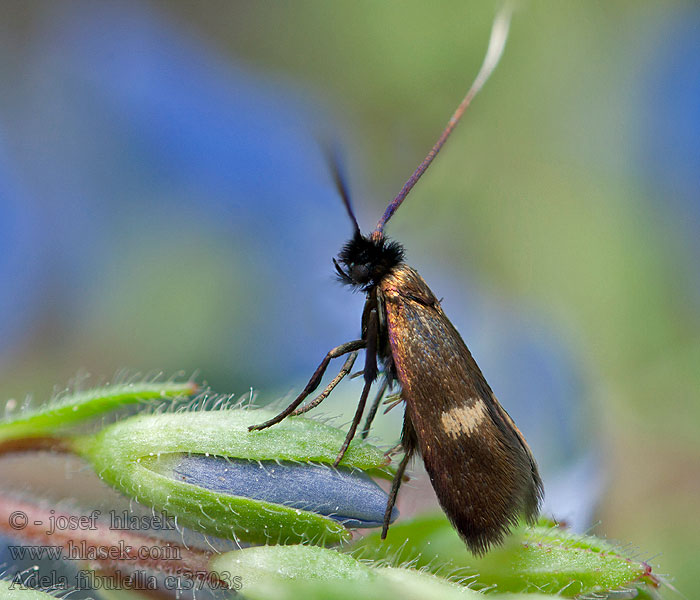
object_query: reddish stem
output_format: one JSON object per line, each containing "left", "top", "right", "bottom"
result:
{"left": 0, "top": 436, "right": 73, "bottom": 455}
{"left": 0, "top": 494, "right": 223, "bottom": 586}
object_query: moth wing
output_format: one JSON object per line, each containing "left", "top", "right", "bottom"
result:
{"left": 380, "top": 265, "right": 543, "bottom": 554}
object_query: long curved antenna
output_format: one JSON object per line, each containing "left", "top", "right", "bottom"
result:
{"left": 373, "top": 6, "right": 513, "bottom": 236}
{"left": 326, "top": 145, "right": 360, "bottom": 234}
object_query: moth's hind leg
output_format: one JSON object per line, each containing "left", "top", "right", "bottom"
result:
{"left": 381, "top": 447, "right": 414, "bottom": 539}
{"left": 248, "top": 339, "right": 365, "bottom": 432}
{"left": 381, "top": 414, "right": 417, "bottom": 539}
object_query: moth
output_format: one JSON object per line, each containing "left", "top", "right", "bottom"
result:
{"left": 250, "top": 10, "right": 543, "bottom": 554}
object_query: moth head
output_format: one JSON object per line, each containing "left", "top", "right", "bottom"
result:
{"left": 334, "top": 231, "right": 404, "bottom": 291}
{"left": 323, "top": 151, "right": 403, "bottom": 290}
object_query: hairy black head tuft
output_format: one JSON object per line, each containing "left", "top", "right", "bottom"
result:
{"left": 334, "top": 231, "right": 405, "bottom": 291}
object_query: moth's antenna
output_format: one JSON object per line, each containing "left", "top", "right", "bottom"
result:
{"left": 326, "top": 145, "right": 360, "bottom": 234}
{"left": 373, "top": 6, "right": 513, "bottom": 237}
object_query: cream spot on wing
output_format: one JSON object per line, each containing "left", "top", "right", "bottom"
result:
{"left": 440, "top": 401, "right": 488, "bottom": 438}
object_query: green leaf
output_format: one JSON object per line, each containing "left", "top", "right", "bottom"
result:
{"left": 0, "top": 381, "right": 196, "bottom": 442}
{"left": 72, "top": 408, "right": 391, "bottom": 545}
{"left": 349, "top": 513, "right": 660, "bottom": 597}
{"left": 210, "top": 545, "right": 553, "bottom": 600}
{"left": 0, "top": 577, "right": 58, "bottom": 599}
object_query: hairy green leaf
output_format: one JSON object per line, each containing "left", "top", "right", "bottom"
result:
{"left": 350, "top": 514, "right": 660, "bottom": 598}
{"left": 73, "top": 409, "right": 391, "bottom": 545}
{"left": 0, "top": 381, "right": 196, "bottom": 442}
{"left": 210, "top": 545, "right": 556, "bottom": 599}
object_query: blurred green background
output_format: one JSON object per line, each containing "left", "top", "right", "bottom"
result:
{"left": 0, "top": 1, "right": 698, "bottom": 596}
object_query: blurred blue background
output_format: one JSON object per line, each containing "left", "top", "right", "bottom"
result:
{"left": 0, "top": 2, "right": 698, "bottom": 595}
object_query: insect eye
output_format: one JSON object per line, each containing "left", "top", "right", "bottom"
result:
{"left": 351, "top": 264, "right": 370, "bottom": 282}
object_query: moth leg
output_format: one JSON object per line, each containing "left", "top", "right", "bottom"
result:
{"left": 382, "top": 395, "right": 403, "bottom": 414}
{"left": 381, "top": 414, "right": 417, "bottom": 538}
{"left": 292, "top": 351, "right": 358, "bottom": 416}
{"left": 333, "top": 307, "right": 379, "bottom": 466}
{"left": 360, "top": 377, "right": 389, "bottom": 439}
{"left": 383, "top": 441, "right": 404, "bottom": 458}
{"left": 248, "top": 339, "right": 366, "bottom": 432}
{"left": 381, "top": 447, "right": 413, "bottom": 539}
{"left": 332, "top": 375, "right": 372, "bottom": 467}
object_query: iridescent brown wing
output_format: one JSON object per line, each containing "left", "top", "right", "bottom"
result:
{"left": 380, "top": 264, "right": 543, "bottom": 555}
